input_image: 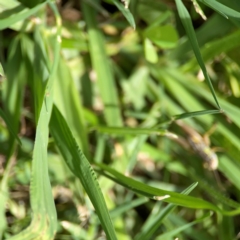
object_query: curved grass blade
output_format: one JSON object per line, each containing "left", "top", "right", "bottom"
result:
{"left": 111, "top": 0, "right": 136, "bottom": 29}
{"left": 0, "top": 1, "right": 47, "bottom": 30}
{"left": 49, "top": 105, "right": 117, "bottom": 240}
{"left": 95, "top": 163, "right": 240, "bottom": 216}
{"left": 175, "top": 0, "right": 221, "bottom": 109}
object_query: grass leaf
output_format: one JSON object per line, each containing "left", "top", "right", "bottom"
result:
{"left": 175, "top": 0, "right": 221, "bottom": 109}
{"left": 49, "top": 105, "right": 117, "bottom": 240}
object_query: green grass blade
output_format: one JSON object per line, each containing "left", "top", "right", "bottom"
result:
{"left": 156, "top": 212, "right": 211, "bottom": 240}
{"left": 135, "top": 183, "right": 198, "bottom": 240}
{"left": 110, "top": 197, "right": 148, "bottom": 219}
{"left": 82, "top": 1, "right": 123, "bottom": 127}
{"left": 111, "top": 0, "right": 136, "bottom": 29}
{"left": 172, "top": 109, "right": 222, "bottom": 120}
{"left": 199, "top": 0, "right": 240, "bottom": 21}
{"left": 54, "top": 57, "right": 90, "bottom": 158}
{"left": 175, "top": 0, "right": 220, "bottom": 109}
{"left": 219, "top": 155, "right": 240, "bottom": 191}
{"left": 9, "top": 2, "right": 61, "bottom": 239}
{"left": 95, "top": 163, "right": 229, "bottom": 213}
{"left": 93, "top": 126, "right": 174, "bottom": 136}
{"left": 182, "top": 30, "right": 240, "bottom": 72}
{"left": 0, "top": 1, "right": 47, "bottom": 30}
{"left": 49, "top": 105, "right": 117, "bottom": 240}
{"left": 0, "top": 108, "right": 21, "bottom": 145}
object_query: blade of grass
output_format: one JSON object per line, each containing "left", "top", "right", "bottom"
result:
{"left": 93, "top": 126, "right": 174, "bottom": 136}
{"left": 54, "top": 57, "right": 90, "bottom": 158}
{"left": 49, "top": 105, "right": 117, "bottom": 240}
{"left": 182, "top": 29, "right": 240, "bottom": 72}
{"left": 111, "top": 0, "right": 136, "bottom": 29}
{"left": 0, "top": 108, "right": 21, "bottom": 145}
{"left": 95, "top": 163, "right": 240, "bottom": 215}
{"left": 0, "top": 1, "right": 47, "bottom": 30}
{"left": 199, "top": 0, "right": 240, "bottom": 22}
{"left": 156, "top": 212, "right": 211, "bottom": 240}
{"left": 175, "top": 0, "right": 220, "bottom": 109}
{"left": 81, "top": 1, "right": 123, "bottom": 127}
{"left": 135, "top": 183, "right": 198, "bottom": 240}
{"left": 172, "top": 109, "right": 222, "bottom": 120}
{"left": 9, "top": 2, "right": 61, "bottom": 239}
{"left": 110, "top": 197, "right": 148, "bottom": 219}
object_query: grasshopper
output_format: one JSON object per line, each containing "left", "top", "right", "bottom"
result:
{"left": 173, "top": 120, "right": 218, "bottom": 171}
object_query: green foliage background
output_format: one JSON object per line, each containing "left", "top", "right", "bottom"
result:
{"left": 0, "top": 0, "right": 240, "bottom": 239}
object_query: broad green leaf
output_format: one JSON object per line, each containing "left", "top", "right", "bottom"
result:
{"left": 143, "top": 25, "right": 178, "bottom": 49}
{"left": 144, "top": 38, "right": 158, "bottom": 63}
{"left": 175, "top": 0, "right": 220, "bottom": 109}
{"left": 49, "top": 105, "right": 117, "bottom": 240}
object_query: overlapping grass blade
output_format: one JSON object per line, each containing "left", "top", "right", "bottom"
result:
{"left": 0, "top": 36, "right": 26, "bottom": 238}
{"left": 0, "top": 108, "right": 21, "bottom": 144}
{"left": 95, "top": 163, "right": 240, "bottom": 214}
{"left": 135, "top": 183, "right": 198, "bottom": 240}
{"left": 182, "top": 29, "right": 240, "bottom": 72}
{"left": 175, "top": 0, "right": 220, "bottom": 109}
{"left": 165, "top": 68, "right": 240, "bottom": 130}
{"left": 199, "top": 0, "right": 240, "bottom": 22}
{"left": 82, "top": 1, "right": 123, "bottom": 127}
{"left": 172, "top": 109, "right": 222, "bottom": 120}
{"left": 54, "top": 57, "right": 90, "bottom": 158}
{"left": 110, "top": 197, "right": 148, "bottom": 219}
{"left": 111, "top": 0, "right": 136, "bottom": 29}
{"left": 9, "top": 2, "right": 61, "bottom": 239}
{"left": 0, "top": 1, "right": 47, "bottom": 30}
{"left": 156, "top": 212, "right": 211, "bottom": 240}
{"left": 49, "top": 105, "right": 117, "bottom": 240}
